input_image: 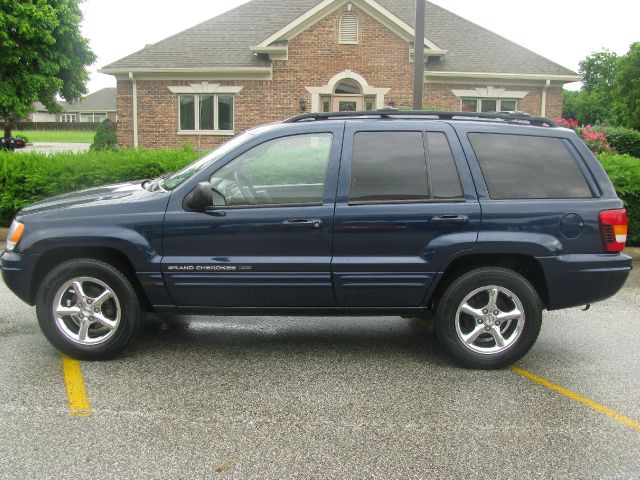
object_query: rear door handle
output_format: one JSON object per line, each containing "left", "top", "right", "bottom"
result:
{"left": 431, "top": 215, "right": 470, "bottom": 225}
{"left": 282, "top": 218, "right": 322, "bottom": 229}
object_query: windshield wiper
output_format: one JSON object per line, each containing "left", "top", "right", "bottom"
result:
{"left": 147, "top": 173, "right": 173, "bottom": 192}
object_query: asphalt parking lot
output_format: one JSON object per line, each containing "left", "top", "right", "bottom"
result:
{"left": 0, "top": 269, "right": 638, "bottom": 479}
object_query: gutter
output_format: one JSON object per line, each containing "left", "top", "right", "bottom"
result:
{"left": 424, "top": 71, "right": 581, "bottom": 83}
{"left": 129, "top": 72, "right": 138, "bottom": 148}
{"left": 541, "top": 79, "right": 551, "bottom": 117}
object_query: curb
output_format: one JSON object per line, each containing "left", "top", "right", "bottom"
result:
{"left": 625, "top": 247, "right": 640, "bottom": 262}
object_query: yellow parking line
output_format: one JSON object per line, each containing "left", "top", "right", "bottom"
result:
{"left": 510, "top": 365, "right": 640, "bottom": 433}
{"left": 61, "top": 355, "right": 92, "bottom": 417}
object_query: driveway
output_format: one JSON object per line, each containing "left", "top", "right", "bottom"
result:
{"left": 17, "top": 142, "right": 91, "bottom": 154}
{"left": 0, "top": 269, "right": 638, "bottom": 479}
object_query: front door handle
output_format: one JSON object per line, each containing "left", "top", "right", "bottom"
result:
{"left": 282, "top": 218, "right": 322, "bottom": 229}
{"left": 431, "top": 215, "right": 470, "bottom": 225}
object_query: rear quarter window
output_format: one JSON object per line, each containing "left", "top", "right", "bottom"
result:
{"left": 468, "top": 133, "right": 592, "bottom": 199}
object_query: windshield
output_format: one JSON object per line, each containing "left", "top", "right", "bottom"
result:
{"left": 162, "top": 131, "right": 256, "bottom": 190}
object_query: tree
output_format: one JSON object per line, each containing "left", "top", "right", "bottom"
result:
{"left": 580, "top": 50, "right": 619, "bottom": 93}
{"left": 0, "top": 0, "right": 95, "bottom": 139}
{"left": 613, "top": 42, "right": 640, "bottom": 130}
{"left": 90, "top": 119, "right": 117, "bottom": 150}
{"left": 562, "top": 50, "right": 619, "bottom": 125}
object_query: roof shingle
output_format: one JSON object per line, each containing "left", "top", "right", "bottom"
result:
{"left": 102, "top": 0, "right": 577, "bottom": 77}
{"left": 60, "top": 88, "right": 117, "bottom": 112}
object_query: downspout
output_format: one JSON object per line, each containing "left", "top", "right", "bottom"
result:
{"left": 541, "top": 79, "right": 551, "bottom": 117}
{"left": 129, "top": 72, "right": 139, "bottom": 148}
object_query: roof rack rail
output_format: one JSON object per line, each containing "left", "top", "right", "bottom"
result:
{"left": 284, "top": 109, "right": 558, "bottom": 128}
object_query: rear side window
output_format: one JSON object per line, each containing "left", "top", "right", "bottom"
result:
{"left": 426, "top": 132, "right": 463, "bottom": 199}
{"left": 350, "top": 132, "right": 428, "bottom": 202}
{"left": 468, "top": 133, "right": 592, "bottom": 199}
{"left": 350, "top": 131, "right": 464, "bottom": 203}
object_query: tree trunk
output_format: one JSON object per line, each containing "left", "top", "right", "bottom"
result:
{"left": 3, "top": 124, "right": 12, "bottom": 140}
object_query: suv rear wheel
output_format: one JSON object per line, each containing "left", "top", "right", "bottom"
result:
{"left": 36, "top": 259, "right": 142, "bottom": 360}
{"left": 435, "top": 267, "right": 542, "bottom": 369}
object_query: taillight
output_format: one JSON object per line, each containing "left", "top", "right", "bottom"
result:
{"left": 598, "top": 209, "right": 628, "bottom": 252}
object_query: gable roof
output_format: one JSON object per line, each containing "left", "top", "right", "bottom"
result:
{"left": 101, "top": 0, "right": 577, "bottom": 78}
{"left": 60, "top": 88, "right": 117, "bottom": 112}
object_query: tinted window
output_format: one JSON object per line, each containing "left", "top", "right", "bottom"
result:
{"left": 350, "top": 132, "right": 428, "bottom": 202}
{"left": 426, "top": 132, "right": 463, "bottom": 199}
{"left": 210, "top": 133, "right": 332, "bottom": 206}
{"left": 468, "top": 133, "right": 592, "bottom": 199}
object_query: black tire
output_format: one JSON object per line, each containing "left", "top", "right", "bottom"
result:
{"left": 435, "top": 267, "right": 542, "bottom": 370}
{"left": 36, "top": 259, "right": 142, "bottom": 360}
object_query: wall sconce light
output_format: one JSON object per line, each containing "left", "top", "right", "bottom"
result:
{"left": 299, "top": 100, "right": 306, "bottom": 112}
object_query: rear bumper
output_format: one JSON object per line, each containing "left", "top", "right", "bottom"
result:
{"left": 0, "top": 250, "right": 37, "bottom": 305}
{"left": 537, "top": 253, "right": 632, "bottom": 310}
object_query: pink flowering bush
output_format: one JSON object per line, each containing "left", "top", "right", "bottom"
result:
{"left": 556, "top": 118, "right": 611, "bottom": 155}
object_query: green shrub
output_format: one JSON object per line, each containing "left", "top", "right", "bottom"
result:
{"left": 598, "top": 153, "right": 640, "bottom": 246}
{"left": 90, "top": 119, "right": 118, "bottom": 151}
{"left": 0, "top": 147, "right": 199, "bottom": 225}
{"left": 599, "top": 126, "right": 640, "bottom": 158}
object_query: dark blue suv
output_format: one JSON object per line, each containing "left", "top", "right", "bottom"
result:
{"left": 0, "top": 111, "right": 631, "bottom": 369}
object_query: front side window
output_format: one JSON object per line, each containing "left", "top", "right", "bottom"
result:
{"left": 468, "top": 133, "right": 592, "bottom": 199}
{"left": 179, "top": 94, "right": 234, "bottom": 132}
{"left": 209, "top": 133, "right": 333, "bottom": 207}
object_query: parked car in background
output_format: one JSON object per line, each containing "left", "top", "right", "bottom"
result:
{"left": 0, "top": 137, "right": 26, "bottom": 151}
{"left": 0, "top": 110, "right": 631, "bottom": 369}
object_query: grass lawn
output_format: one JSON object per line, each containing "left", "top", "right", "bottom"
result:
{"left": 14, "top": 130, "right": 96, "bottom": 143}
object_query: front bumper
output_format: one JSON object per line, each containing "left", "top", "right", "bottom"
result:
{"left": 537, "top": 253, "right": 632, "bottom": 310}
{"left": 0, "top": 250, "right": 37, "bottom": 305}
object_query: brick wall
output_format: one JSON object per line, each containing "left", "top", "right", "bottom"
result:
{"left": 116, "top": 5, "right": 565, "bottom": 149}
{"left": 423, "top": 82, "right": 558, "bottom": 118}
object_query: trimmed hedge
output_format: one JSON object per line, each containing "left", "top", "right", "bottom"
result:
{"left": 0, "top": 148, "right": 198, "bottom": 226}
{"left": 1, "top": 147, "right": 639, "bottom": 246}
{"left": 598, "top": 153, "right": 640, "bottom": 245}
{"left": 600, "top": 126, "right": 640, "bottom": 158}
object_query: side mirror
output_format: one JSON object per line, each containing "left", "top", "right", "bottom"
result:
{"left": 190, "top": 182, "right": 214, "bottom": 211}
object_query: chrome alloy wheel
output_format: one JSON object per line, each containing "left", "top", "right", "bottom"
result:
{"left": 52, "top": 277, "right": 121, "bottom": 346}
{"left": 454, "top": 285, "right": 525, "bottom": 355}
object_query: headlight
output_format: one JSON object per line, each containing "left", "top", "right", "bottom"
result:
{"left": 6, "top": 221, "right": 25, "bottom": 252}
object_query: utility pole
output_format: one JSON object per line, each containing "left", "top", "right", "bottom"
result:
{"left": 412, "top": 0, "right": 426, "bottom": 110}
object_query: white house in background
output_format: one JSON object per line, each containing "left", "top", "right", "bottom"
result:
{"left": 27, "top": 88, "right": 117, "bottom": 123}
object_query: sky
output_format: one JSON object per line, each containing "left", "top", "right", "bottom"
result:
{"left": 80, "top": 0, "right": 640, "bottom": 94}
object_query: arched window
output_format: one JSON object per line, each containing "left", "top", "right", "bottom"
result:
{"left": 339, "top": 12, "right": 359, "bottom": 44}
{"left": 334, "top": 78, "right": 362, "bottom": 95}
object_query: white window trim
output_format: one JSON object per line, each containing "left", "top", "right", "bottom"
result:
{"left": 169, "top": 83, "right": 244, "bottom": 95}
{"left": 460, "top": 98, "right": 519, "bottom": 113}
{"left": 339, "top": 11, "right": 359, "bottom": 45}
{"left": 452, "top": 86, "right": 528, "bottom": 99}
{"left": 306, "top": 70, "right": 389, "bottom": 112}
{"left": 61, "top": 113, "right": 76, "bottom": 123}
{"left": 177, "top": 93, "right": 235, "bottom": 135}
{"left": 79, "top": 112, "right": 108, "bottom": 123}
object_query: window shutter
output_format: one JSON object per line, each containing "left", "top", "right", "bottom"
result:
{"left": 339, "top": 12, "right": 359, "bottom": 44}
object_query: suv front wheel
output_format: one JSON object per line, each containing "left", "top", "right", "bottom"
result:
{"left": 36, "top": 259, "right": 142, "bottom": 360}
{"left": 435, "top": 267, "right": 542, "bottom": 370}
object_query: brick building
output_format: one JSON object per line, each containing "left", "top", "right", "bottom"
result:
{"left": 100, "top": 0, "right": 579, "bottom": 149}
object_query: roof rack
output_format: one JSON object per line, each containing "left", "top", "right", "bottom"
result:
{"left": 284, "top": 109, "right": 558, "bottom": 128}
